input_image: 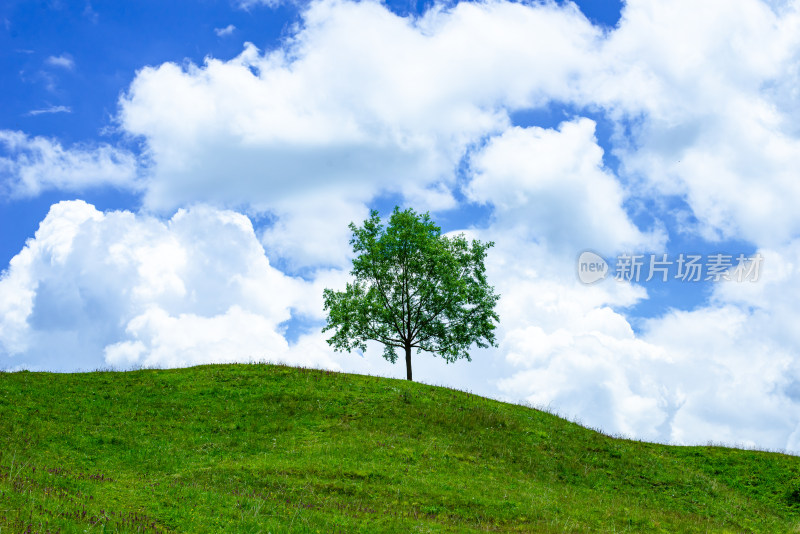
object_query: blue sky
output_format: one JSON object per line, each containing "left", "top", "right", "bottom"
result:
{"left": 2, "top": 0, "right": 800, "bottom": 453}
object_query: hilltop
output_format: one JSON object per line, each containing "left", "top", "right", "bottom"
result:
{"left": 1, "top": 364, "right": 799, "bottom": 532}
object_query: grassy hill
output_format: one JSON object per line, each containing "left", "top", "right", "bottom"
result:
{"left": 1, "top": 364, "right": 799, "bottom": 533}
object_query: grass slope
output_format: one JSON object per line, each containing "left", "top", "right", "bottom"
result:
{"left": 1, "top": 364, "right": 799, "bottom": 533}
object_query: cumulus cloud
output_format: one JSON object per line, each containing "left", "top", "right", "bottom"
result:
{"left": 259, "top": 195, "right": 370, "bottom": 269}
{"left": 0, "top": 130, "right": 139, "bottom": 197}
{"left": 591, "top": 0, "right": 800, "bottom": 246}
{"left": 0, "top": 201, "right": 335, "bottom": 371}
{"left": 634, "top": 238, "right": 800, "bottom": 451}
{"left": 486, "top": 232, "right": 800, "bottom": 451}
{"left": 123, "top": 0, "right": 599, "bottom": 202}
{"left": 118, "top": 0, "right": 601, "bottom": 263}
{"left": 490, "top": 236, "right": 800, "bottom": 450}
{"left": 467, "top": 118, "right": 664, "bottom": 255}
{"left": 460, "top": 113, "right": 675, "bottom": 442}
{"left": 472, "top": 191, "right": 671, "bottom": 442}
{"left": 460, "top": 0, "right": 800, "bottom": 452}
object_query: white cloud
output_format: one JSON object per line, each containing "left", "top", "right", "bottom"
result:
{"left": 45, "top": 54, "right": 75, "bottom": 70}
{"left": 467, "top": 118, "right": 664, "bottom": 255}
{"left": 118, "top": 0, "right": 601, "bottom": 264}
{"left": 457, "top": 111, "right": 676, "bottom": 445}
{"left": 103, "top": 306, "right": 288, "bottom": 368}
{"left": 487, "top": 227, "right": 800, "bottom": 451}
{"left": 588, "top": 0, "right": 800, "bottom": 246}
{"left": 27, "top": 105, "right": 72, "bottom": 116}
{"left": 0, "top": 130, "right": 140, "bottom": 197}
{"left": 259, "top": 195, "right": 369, "bottom": 269}
{"left": 214, "top": 24, "right": 236, "bottom": 37}
{"left": 0, "top": 201, "right": 335, "bottom": 371}
{"left": 480, "top": 0, "right": 800, "bottom": 452}
{"left": 490, "top": 239, "right": 800, "bottom": 450}
{"left": 638, "top": 245, "right": 800, "bottom": 450}
{"left": 480, "top": 232, "right": 671, "bottom": 440}
{"left": 456, "top": 112, "right": 674, "bottom": 439}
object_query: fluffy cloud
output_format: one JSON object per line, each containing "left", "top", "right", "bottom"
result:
{"left": 461, "top": 112, "right": 674, "bottom": 441}
{"left": 453, "top": 0, "right": 800, "bottom": 452}
{"left": 0, "top": 130, "right": 139, "bottom": 197}
{"left": 490, "top": 236, "right": 800, "bottom": 450}
{"left": 486, "top": 224, "right": 800, "bottom": 451}
{"left": 635, "top": 237, "right": 800, "bottom": 451}
{"left": 471, "top": 182, "right": 671, "bottom": 441}
{"left": 467, "top": 118, "right": 664, "bottom": 255}
{"left": 0, "top": 201, "right": 335, "bottom": 371}
{"left": 259, "top": 195, "right": 370, "bottom": 268}
{"left": 118, "top": 0, "right": 601, "bottom": 263}
{"left": 593, "top": 0, "right": 800, "bottom": 245}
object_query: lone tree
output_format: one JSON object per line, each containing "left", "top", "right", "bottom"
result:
{"left": 322, "top": 207, "right": 499, "bottom": 381}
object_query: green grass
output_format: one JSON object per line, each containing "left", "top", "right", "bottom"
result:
{"left": 1, "top": 364, "right": 799, "bottom": 533}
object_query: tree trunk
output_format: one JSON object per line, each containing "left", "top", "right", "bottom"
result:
{"left": 405, "top": 343, "right": 412, "bottom": 381}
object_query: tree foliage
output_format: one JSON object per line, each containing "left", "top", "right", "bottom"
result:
{"left": 322, "top": 207, "right": 499, "bottom": 381}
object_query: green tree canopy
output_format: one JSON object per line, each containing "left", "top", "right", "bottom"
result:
{"left": 322, "top": 207, "right": 500, "bottom": 381}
